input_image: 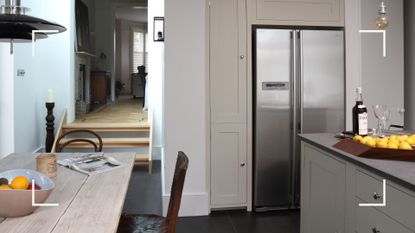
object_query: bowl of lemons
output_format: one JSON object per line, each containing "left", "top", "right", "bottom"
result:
{"left": 353, "top": 134, "right": 415, "bottom": 150}
{"left": 0, "top": 169, "right": 55, "bottom": 217}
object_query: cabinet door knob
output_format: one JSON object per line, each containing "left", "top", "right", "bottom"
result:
{"left": 240, "top": 55, "right": 245, "bottom": 59}
{"left": 372, "top": 227, "right": 380, "bottom": 233}
{"left": 240, "top": 162, "right": 245, "bottom": 167}
{"left": 373, "top": 192, "right": 382, "bottom": 200}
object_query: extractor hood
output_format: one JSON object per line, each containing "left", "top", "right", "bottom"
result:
{"left": 0, "top": 0, "right": 66, "bottom": 53}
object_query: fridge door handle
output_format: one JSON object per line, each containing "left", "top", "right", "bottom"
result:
{"left": 298, "top": 30, "right": 304, "bottom": 134}
{"left": 291, "top": 30, "right": 297, "bottom": 134}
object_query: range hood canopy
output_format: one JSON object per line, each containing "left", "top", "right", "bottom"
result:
{"left": 0, "top": 0, "right": 66, "bottom": 52}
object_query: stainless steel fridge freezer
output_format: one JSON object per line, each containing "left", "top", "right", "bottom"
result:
{"left": 254, "top": 28, "right": 344, "bottom": 211}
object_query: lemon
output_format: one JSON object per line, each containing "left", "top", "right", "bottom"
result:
{"left": 353, "top": 135, "right": 363, "bottom": 142}
{"left": 0, "top": 184, "right": 11, "bottom": 190}
{"left": 389, "top": 138, "right": 399, "bottom": 145}
{"left": 406, "top": 136, "right": 415, "bottom": 145}
{"left": 389, "top": 135, "right": 398, "bottom": 140}
{"left": 10, "top": 176, "right": 29, "bottom": 190}
{"left": 397, "top": 135, "right": 409, "bottom": 141}
{"left": 388, "top": 142, "right": 399, "bottom": 149}
{"left": 376, "top": 141, "right": 388, "bottom": 148}
{"left": 366, "top": 139, "right": 376, "bottom": 148}
{"left": 399, "top": 142, "right": 413, "bottom": 150}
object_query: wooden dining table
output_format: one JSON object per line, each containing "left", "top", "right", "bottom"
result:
{"left": 0, "top": 152, "right": 135, "bottom": 233}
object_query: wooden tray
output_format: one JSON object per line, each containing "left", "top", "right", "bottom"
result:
{"left": 333, "top": 139, "right": 415, "bottom": 161}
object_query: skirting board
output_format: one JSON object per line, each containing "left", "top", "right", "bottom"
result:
{"left": 162, "top": 192, "right": 209, "bottom": 216}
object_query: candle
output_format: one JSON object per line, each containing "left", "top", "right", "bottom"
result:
{"left": 47, "top": 89, "right": 54, "bottom": 103}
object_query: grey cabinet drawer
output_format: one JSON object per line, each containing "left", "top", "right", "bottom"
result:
{"left": 355, "top": 198, "right": 414, "bottom": 233}
{"left": 356, "top": 170, "right": 415, "bottom": 231}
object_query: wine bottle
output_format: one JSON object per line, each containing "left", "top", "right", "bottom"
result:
{"left": 352, "top": 87, "right": 368, "bottom": 136}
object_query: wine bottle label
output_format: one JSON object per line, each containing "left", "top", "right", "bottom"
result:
{"left": 358, "top": 112, "right": 368, "bottom": 135}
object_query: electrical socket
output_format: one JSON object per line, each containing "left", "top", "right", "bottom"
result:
{"left": 17, "top": 69, "right": 26, "bottom": 77}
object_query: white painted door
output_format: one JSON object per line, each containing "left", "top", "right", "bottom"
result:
{"left": 211, "top": 124, "right": 247, "bottom": 205}
{"left": 209, "top": 0, "right": 246, "bottom": 124}
{"left": 209, "top": 0, "right": 247, "bottom": 207}
{"left": 301, "top": 143, "right": 346, "bottom": 233}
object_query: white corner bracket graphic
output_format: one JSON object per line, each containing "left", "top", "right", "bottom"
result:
{"left": 359, "top": 179, "right": 387, "bottom": 207}
{"left": 31, "top": 30, "right": 59, "bottom": 57}
{"left": 359, "top": 30, "right": 387, "bottom": 57}
{"left": 31, "top": 179, "right": 59, "bottom": 207}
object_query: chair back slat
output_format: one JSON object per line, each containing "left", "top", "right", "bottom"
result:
{"left": 164, "top": 151, "right": 189, "bottom": 233}
{"left": 56, "top": 129, "right": 103, "bottom": 152}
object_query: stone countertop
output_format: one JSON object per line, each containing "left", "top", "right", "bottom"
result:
{"left": 300, "top": 133, "right": 415, "bottom": 192}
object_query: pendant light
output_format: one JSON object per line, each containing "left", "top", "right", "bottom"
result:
{"left": 0, "top": 0, "right": 66, "bottom": 54}
{"left": 375, "top": 1, "right": 389, "bottom": 29}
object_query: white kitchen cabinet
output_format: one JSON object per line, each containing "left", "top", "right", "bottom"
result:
{"left": 209, "top": 0, "right": 247, "bottom": 124}
{"left": 301, "top": 143, "right": 346, "bottom": 233}
{"left": 209, "top": 0, "right": 248, "bottom": 208}
{"left": 210, "top": 124, "right": 247, "bottom": 206}
{"left": 301, "top": 141, "right": 415, "bottom": 233}
{"left": 355, "top": 201, "right": 413, "bottom": 233}
{"left": 251, "top": 0, "right": 344, "bottom": 27}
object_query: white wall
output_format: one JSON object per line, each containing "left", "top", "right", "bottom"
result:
{"left": 404, "top": 0, "right": 415, "bottom": 129}
{"left": 93, "top": 0, "right": 116, "bottom": 101}
{"left": 0, "top": 44, "right": 15, "bottom": 158}
{"left": 13, "top": 0, "right": 75, "bottom": 152}
{"left": 163, "top": 0, "right": 209, "bottom": 216}
{"left": 148, "top": 0, "right": 164, "bottom": 160}
{"left": 360, "top": 0, "right": 404, "bottom": 128}
{"left": 345, "top": 0, "right": 404, "bottom": 130}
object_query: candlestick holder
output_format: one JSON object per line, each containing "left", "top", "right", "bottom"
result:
{"left": 45, "top": 102, "right": 55, "bottom": 152}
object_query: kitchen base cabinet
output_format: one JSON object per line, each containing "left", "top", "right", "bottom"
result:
{"left": 301, "top": 141, "right": 415, "bottom": 233}
{"left": 355, "top": 199, "right": 413, "bottom": 233}
{"left": 301, "top": 143, "right": 346, "bottom": 233}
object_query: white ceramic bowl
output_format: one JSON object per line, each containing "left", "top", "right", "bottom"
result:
{"left": 0, "top": 169, "right": 55, "bottom": 217}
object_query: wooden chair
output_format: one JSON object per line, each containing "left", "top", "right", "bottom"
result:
{"left": 117, "top": 151, "right": 189, "bottom": 233}
{"left": 55, "top": 129, "right": 103, "bottom": 152}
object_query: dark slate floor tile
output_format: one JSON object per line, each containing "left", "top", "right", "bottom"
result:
{"left": 228, "top": 210, "right": 300, "bottom": 233}
{"left": 123, "top": 161, "right": 162, "bottom": 215}
{"left": 177, "top": 214, "right": 236, "bottom": 233}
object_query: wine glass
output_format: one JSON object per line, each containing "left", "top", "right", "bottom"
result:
{"left": 380, "top": 109, "right": 391, "bottom": 136}
{"left": 372, "top": 105, "right": 387, "bottom": 136}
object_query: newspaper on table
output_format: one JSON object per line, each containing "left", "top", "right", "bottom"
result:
{"left": 57, "top": 153, "right": 124, "bottom": 175}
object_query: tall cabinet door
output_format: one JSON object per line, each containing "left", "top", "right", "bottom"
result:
{"left": 209, "top": 0, "right": 247, "bottom": 207}
{"left": 211, "top": 124, "right": 247, "bottom": 205}
{"left": 209, "top": 0, "right": 246, "bottom": 124}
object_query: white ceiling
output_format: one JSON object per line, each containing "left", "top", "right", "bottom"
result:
{"left": 115, "top": 7, "right": 148, "bottom": 23}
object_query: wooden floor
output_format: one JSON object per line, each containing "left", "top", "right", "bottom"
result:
{"left": 74, "top": 96, "right": 147, "bottom": 124}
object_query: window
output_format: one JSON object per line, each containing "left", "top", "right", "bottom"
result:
{"left": 131, "top": 31, "right": 148, "bottom": 73}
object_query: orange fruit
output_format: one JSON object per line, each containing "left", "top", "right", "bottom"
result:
{"left": 11, "top": 176, "right": 29, "bottom": 190}
{"left": 0, "top": 184, "right": 11, "bottom": 190}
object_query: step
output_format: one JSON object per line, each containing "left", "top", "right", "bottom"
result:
{"left": 63, "top": 122, "right": 150, "bottom": 133}
{"left": 134, "top": 153, "right": 151, "bottom": 163}
{"left": 58, "top": 137, "right": 150, "bottom": 148}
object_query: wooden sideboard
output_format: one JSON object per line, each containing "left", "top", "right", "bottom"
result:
{"left": 90, "top": 71, "right": 110, "bottom": 109}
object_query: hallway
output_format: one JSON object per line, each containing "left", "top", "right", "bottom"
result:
{"left": 74, "top": 96, "right": 147, "bottom": 124}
